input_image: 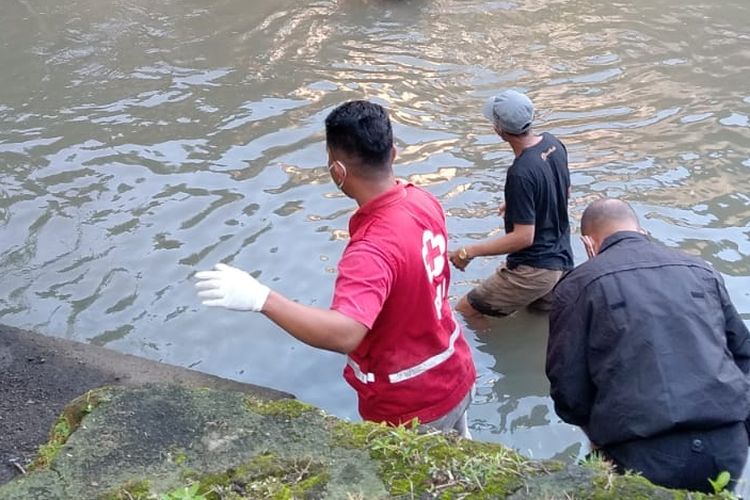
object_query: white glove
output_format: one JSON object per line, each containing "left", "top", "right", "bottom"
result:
{"left": 194, "top": 263, "right": 270, "bottom": 312}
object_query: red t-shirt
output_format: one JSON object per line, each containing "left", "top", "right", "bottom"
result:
{"left": 332, "top": 182, "right": 476, "bottom": 425}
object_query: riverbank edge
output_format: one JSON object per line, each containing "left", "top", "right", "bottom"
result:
{"left": 0, "top": 326, "right": 726, "bottom": 498}
{"left": 0, "top": 324, "right": 291, "bottom": 484}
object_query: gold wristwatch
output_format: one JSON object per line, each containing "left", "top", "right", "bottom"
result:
{"left": 458, "top": 247, "right": 469, "bottom": 260}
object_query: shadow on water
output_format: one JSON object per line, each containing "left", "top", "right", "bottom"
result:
{"left": 462, "top": 308, "right": 585, "bottom": 461}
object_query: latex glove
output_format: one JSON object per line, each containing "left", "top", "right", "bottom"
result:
{"left": 194, "top": 263, "right": 270, "bottom": 312}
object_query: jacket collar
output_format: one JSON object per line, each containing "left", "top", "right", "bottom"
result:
{"left": 599, "top": 230, "right": 649, "bottom": 254}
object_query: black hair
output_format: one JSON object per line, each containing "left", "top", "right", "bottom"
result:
{"left": 581, "top": 198, "right": 640, "bottom": 235}
{"left": 502, "top": 129, "right": 531, "bottom": 138}
{"left": 325, "top": 100, "right": 393, "bottom": 174}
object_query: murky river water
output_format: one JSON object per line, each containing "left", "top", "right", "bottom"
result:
{"left": 2, "top": 0, "right": 749, "bottom": 476}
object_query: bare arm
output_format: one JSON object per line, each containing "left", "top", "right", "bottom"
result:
{"left": 467, "top": 223, "right": 535, "bottom": 257}
{"left": 451, "top": 172, "right": 538, "bottom": 270}
{"left": 262, "top": 291, "right": 368, "bottom": 354}
{"left": 450, "top": 224, "right": 535, "bottom": 270}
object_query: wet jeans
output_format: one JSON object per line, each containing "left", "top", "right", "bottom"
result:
{"left": 602, "top": 422, "right": 748, "bottom": 493}
{"left": 423, "top": 387, "right": 473, "bottom": 439}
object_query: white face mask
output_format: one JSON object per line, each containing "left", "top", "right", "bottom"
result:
{"left": 328, "top": 160, "right": 347, "bottom": 190}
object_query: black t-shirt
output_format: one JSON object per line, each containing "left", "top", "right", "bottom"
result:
{"left": 504, "top": 132, "right": 573, "bottom": 270}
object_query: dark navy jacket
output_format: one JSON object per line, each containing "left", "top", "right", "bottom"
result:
{"left": 546, "top": 231, "right": 750, "bottom": 447}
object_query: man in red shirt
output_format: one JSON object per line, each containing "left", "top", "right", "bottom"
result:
{"left": 195, "top": 100, "right": 476, "bottom": 435}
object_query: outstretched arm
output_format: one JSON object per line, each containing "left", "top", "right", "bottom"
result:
{"left": 450, "top": 172, "right": 537, "bottom": 271}
{"left": 450, "top": 224, "right": 535, "bottom": 270}
{"left": 262, "top": 291, "right": 367, "bottom": 354}
{"left": 195, "top": 264, "right": 367, "bottom": 354}
{"left": 468, "top": 224, "right": 535, "bottom": 257}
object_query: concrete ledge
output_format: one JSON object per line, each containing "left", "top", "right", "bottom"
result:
{"left": 0, "top": 327, "right": 727, "bottom": 498}
{"left": 0, "top": 325, "right": 291, "bottom": 484}
{"left": 0, "top": 384, "right": 721, "bottom": 499}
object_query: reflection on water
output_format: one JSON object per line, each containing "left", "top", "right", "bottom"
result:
{"left": 1, "top": 0, "right": 749, "bottom": 475}
{"left": 469, "top": 309, "right": 584, "bottom": 461}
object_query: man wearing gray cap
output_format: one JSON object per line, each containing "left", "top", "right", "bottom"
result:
{"left": 449, "top": 90, "right": 573, "bottom": 319}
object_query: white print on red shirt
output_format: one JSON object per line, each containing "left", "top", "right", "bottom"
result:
{"left": 421, "top": 230, "right": 448, "bottom": 320}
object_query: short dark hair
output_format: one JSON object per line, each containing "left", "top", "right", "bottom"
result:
{"left": 325, "top": 101, "right": 393, "bottom": 173}
{"left": 503, "top": 129, "right": 531, "bottom": 138}
{"left": 581, "top": 198, "right": 639, "bottom": 235}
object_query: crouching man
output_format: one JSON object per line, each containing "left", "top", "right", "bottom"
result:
{"left": 546, "top": 198, "right": 750, "bottom": 492}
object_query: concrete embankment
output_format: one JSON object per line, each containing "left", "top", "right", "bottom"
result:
{"left": 0, "top": 325, "right": 289, "bottom": 484}
{"left": 0, "top": 326, "right": 722, "bottom": 498}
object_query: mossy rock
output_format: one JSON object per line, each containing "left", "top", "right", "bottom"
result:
{"left": 0, "top": 385, "right": 732, "bottom": 499}
{"left": 30, "top": 387, "right": 113, "bottom": 471}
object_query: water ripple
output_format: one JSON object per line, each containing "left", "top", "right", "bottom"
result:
{"left": 1, "top": 0, "right": 749, "bottom": 467}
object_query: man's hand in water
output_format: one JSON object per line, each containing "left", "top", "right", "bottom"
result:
{"left": 194, "top": 263, "right": 270, "bottom": 311}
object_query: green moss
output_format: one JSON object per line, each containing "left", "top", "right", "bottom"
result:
{"left": 103, "top": 453, "right": 330, "bottom": 499}
{"left": 331, "top": 419, "right": 540, "bottom": 498}
{"left": 17, "top": 385, "right": 727, "bottom": 499}
{"left": 245, "top": 397, "right": 316, "bottom": 418}
{"left": 29, "top": 387, "right": 113, "bottom": 471}
{"left": 582, "top": 451, "right": 615, "bottom": 474}
{"left": 591, "top": 473, "right": 677, "bottom": 500}
{"left": 101, "top": 479, "right": 151, "bottom": 500}
{"left": 330, "top": 418, "right": 383, "bottom": 448}
{"left": 179, "top": 452, "right": 330, "bottom": 499}
{"left": 607, "top": 473, "right": 731, "bottom": 500}
{"left": 578, "top": 455, "right": 723, "bottom": 500}
{"left": 162, "top": 483, "right": 208, "bottom": 500}
{"left": 31, "top": 416, "right": 71, "bottom": 470}
{"left": 65, "top": 387, "right": 113, "bottom": 425}
{"left": 168, "top": 448, "right": 188, "bottom": 466}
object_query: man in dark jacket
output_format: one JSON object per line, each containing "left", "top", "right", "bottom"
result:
{"left": 546, "top": 198, "right": 750, "bottom": 492}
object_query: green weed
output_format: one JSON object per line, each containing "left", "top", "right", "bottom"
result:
{"left": 160, "top": 483, "right": 207, "bottom": 500}
{"left": 709, "top": 471, "right": 731, "bottom": 494}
